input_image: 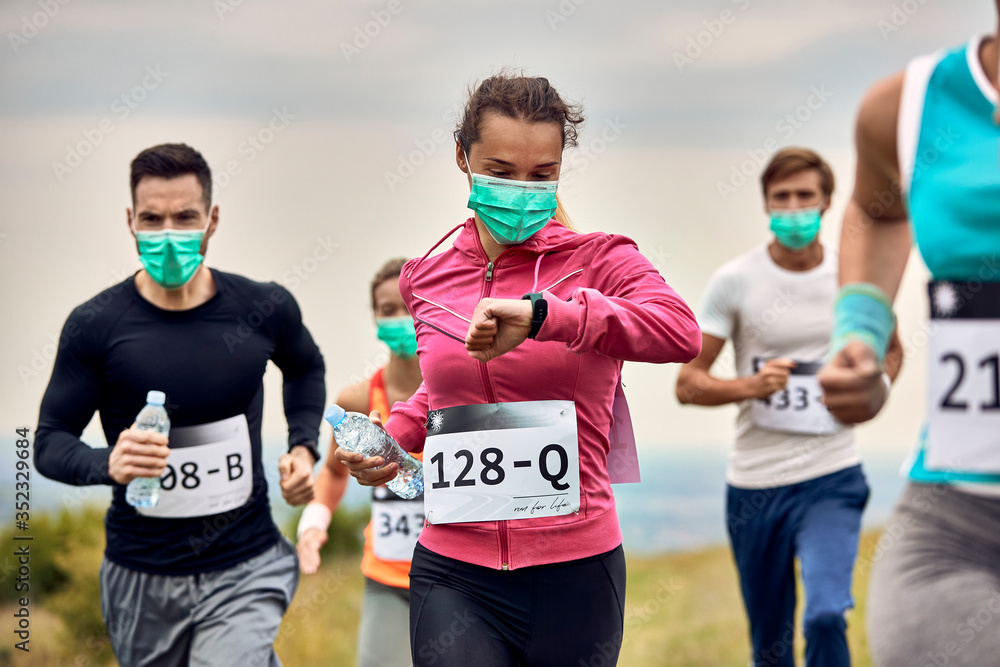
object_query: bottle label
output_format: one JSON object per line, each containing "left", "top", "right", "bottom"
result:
{"left": 423, "top": 400, "right": 580, "bottom": 525}
{"left": 136, "top": 414, "right": 252, "bottom": 519}
{"left": 371, "top": 485, "right": 424, "bottom": 561}
{"left": 750, "top": 358, "right": 843, "bottom": 435}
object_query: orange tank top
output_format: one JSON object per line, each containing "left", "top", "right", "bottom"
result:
{"left": 359, "top": 367, "right": 423, "bottom": 589}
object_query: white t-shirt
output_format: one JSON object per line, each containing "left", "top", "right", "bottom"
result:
{"left": 698, "top": 244, "right": 858, "bottom": 489}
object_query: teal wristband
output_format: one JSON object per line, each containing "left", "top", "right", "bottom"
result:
{"left": 830, "top": 283, "right": 896, "bottom": 362}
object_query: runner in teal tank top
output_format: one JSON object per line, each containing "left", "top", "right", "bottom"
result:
{"left": 903, "top": 33, "right": 1000, "bottom": 487}
{"left": 818, "top": 12, "right": 1000, "bottom": 665}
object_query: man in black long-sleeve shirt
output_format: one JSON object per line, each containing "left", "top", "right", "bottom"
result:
{"left": 35, "top": 143, "right": 325, "bottom": 666}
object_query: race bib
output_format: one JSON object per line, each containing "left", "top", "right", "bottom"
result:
{"left": 423, "top": 401, "right": 580, "bottom": 525}
{"left": 925, "top": 281, "right": 1000, "bottom": 473}
{"left": 137, "top": 415, "right": 253, "bottom": 519}
{"left": 371, "top": 486, "right": 424, "bottom": 561}
{"left": 751, "top": 358, "right": 841, "bottom": 435}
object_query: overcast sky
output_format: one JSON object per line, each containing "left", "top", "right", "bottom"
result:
{"left": 0, "top": 0, "right": 995, "bottom": 462}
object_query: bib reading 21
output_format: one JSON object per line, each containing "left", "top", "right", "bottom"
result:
{"left": 422, "top": 401, "right": 580, "bottom": 524}
{"left": 925, "top": 281, "right": 1000, "bottom": 473}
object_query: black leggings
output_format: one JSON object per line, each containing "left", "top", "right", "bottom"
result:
{"left": 409, "top": 542, "right": 626, "bottom": 667}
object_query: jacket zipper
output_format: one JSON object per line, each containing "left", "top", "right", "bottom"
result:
{"left": 477, "top": 260, "right": 499, "bottom": 405}
{"left": 478, "top": 257, "right": 507, "bottom": 569}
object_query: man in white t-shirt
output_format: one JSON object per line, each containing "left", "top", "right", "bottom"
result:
{"left": 676, "top": 147, "right": 902, "bottom": 667}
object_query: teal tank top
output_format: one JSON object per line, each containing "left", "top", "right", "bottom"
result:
{"left": 898, "top": 35, "right": 1000, "bottom": 483}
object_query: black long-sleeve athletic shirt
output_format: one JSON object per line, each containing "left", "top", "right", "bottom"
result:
{"left": 35, "top": 269, "right": 325, "bottom": 574}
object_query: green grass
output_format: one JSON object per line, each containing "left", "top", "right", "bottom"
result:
{"left": 276, "top": 532, "right": 880, "bottom": 666}
{"left": 3, "top": 506, "right": 880, "bottom": 666}
{"left": 610, "top": 533, "right": 875, "bottom": 666}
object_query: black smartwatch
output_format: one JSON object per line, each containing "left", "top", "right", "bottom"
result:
{"left": 522, "top": 292, "right": 548, "bottom": 339}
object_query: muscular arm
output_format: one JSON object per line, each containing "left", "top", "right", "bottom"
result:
{"left": 35, "top": 313, "right": 113, "bottom": 486}
{"left": 885, "top": 327, "right": 904, "bottom": 383}
{"left": 296, "top": 379, "right": 368, "bottom": 572}
{"left": 676, "top": 334, "right": 758, "bottom": 406}
{"left": 820, "top": 72, "right": 912, "bottom": 423}
{"left": 839, "top": 72, "right": 912, "bottom": 296}
{"left": 270, "top": 286, "right": 326, "bottom": 462}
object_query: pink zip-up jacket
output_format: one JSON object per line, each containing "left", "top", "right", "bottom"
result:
{"left": 385, "top": 218, "right": 701, "bottom": 570}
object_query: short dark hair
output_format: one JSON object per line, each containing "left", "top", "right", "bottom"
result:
{"left": 760, "top": 147, "right": 835, "bottom": 200}
{"left": 370, "top": 257, "right": 409, "bottom": 310}
{"left": 130, "top": 143, "right": 212, "bottom": 211}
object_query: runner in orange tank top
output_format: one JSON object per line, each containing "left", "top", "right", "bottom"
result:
{"left": 358, "top": 367, "right": 424, "bottom": 589}
{"left": 296, "top": 258, "right": 423, "bottom": 667}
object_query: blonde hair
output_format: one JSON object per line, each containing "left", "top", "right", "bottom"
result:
{"left": 552, "top": 194, "right": 575, "bottom": 230}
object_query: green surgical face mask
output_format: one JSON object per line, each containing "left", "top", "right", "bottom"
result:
{"left": 769, "top": 207, "right": 821, "bottom": 252}
{"left": 376, "top": 317, "right": 418, "bottom": 359}
{"left": 135, "top": 228, "right": 206, "bottom": 289}
{"left": 465, "top": 151, "right": 558, "bottom": 245}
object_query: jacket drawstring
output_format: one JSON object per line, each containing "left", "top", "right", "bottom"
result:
{"left": 531, "top": 252, "right": 546, "bottom": 293}
{"left": 406, "top": 221, "right": 467, "bottom": 280}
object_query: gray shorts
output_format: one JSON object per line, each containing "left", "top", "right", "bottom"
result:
{"left": 100, "top": 537, "right": 299, "bottom": 667}
{"left": 357, "top": 577, "right": 411, "bottom": 667}
{"left": 867, "top": 482, "right": 1000, "bottom": 667}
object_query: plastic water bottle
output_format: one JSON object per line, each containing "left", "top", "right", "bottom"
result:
{"left": 126, "top": 390, "right": 170, "bottom": 508}
{"left": 324, "top": 405, "right": 423, "bottom": 500}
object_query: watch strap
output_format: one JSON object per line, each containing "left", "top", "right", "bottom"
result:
{"left": 522, "top": 292, "right": 548, "bottom": 339}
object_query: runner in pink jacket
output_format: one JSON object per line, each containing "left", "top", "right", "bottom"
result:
{"left": 337, "top": 72, "right": 700, "bottom": 667}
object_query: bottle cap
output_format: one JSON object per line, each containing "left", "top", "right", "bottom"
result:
{"left": 324, "top": 404, "right": 347, "bottom": 427}
{"left": 146, "top": 390, "right": 166, "bottom": 406}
